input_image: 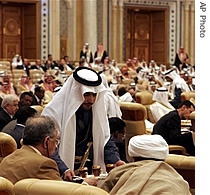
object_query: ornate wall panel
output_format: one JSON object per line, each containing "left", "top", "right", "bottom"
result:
{"left": 41, "top": 0, "right": 49, "bottom": 60}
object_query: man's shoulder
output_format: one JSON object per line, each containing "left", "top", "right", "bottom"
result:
{"left": 11, "top": 146, "right": 55, "bottom": 164}
{"left": 0, "top": 109, "right": 11, "bottom": 120}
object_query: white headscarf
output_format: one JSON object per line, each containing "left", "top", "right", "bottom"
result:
{"left": 128, "top": 134, "right": 169, "bottom": 160}
{"left": 152, "top": 87, "right": 175, "bottom": 109}
{"left": 119, "top": 92, "right": 133, "bottom": 102}
{"left": 41, "top": 68, "right": 110, "bottom": 172}
{"left": 100, "top": 73, "right": 122, "bottom": 118}
{"left": 164, "top": 69, "right": 190, "bottom": 95}
{"left": 149, "top": 87, "right": 175, "bottom": 122}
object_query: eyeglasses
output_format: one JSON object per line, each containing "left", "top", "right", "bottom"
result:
{"left": 49, "top": 137, "right": 61, "bottom": 148}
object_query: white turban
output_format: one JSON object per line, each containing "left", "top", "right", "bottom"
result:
{"left": 128, "top": 134, "right": 169, "bottom": 160}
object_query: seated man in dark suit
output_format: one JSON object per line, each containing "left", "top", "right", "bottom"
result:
{"left": 0, "top": 94, "right": 19, "bottom": 131}
{"left": 31, "top": 86, "right": 45, "bottom": 106}
{"left": 16, "top": 58, "right": 30, "bottom": 76}
{"left": 152, "top": 100, "right": 195, "bottom": 156}
{"left": 2, "top": 106, "right": 37, "bottom": 148}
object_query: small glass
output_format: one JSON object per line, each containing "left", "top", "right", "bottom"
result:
{"left": 79, "top": 167, "right": 88, "bottom": 178}
{"left": 92, "top": 165, "right": 101, "bottom": 177}
{"left": 106, "top": 164, "right": 114, "bottom": 173}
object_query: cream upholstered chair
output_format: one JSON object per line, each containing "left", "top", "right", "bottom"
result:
{"left": 0, "top": 176, "right": 14, "bottom": 195}
{"left": 14, "top": 178, "right": 109, "bottom": 195}
{"left": 121, "top": 78, "right": 134, "bottom": 86}
{"left": 165, "top": 154, "right": 195, "bottom": 194}
{"left": 12, "top": 69, "right": 26, "bottom": 87}
{"left": 190, "top": 111, "right": 195, "bottom": 132}
{"left": 180, "top": 91, "right": 195, "bottom": 103}
{"left": 119, "top": 102, "right": 147, "bottom": 162}
{"left": 29, "top": 69, "right": 43, "bottom": 84}
{"left": 30, "top": 105, "right": 44, "bottom": 116}
{"left": 168, "top": 145, "right": 188, "bottom": 156}
{"left": 135, "top": 91, "right": 156, "bottom": 123}
{"left": 0, "top": 132, "right": 17, "bottom": 163}
{"left": 0, "top": 61, "right": 11, "bottom": 72}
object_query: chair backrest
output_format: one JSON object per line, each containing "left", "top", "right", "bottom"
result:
{"left": 168, "top": 145, "right": 188, "bottom": 156}
{"left": 135, "top": 91, "right": 154, "bottom": 105}
{"left": 12, "top": 69, "right": 26, "bottom": 86}
{"left": 180, "top": 91, "right": 195, "bottom": 102}
{"left": 165, "top": 154, "right": 195, "bottom": 190}
{"left": 0, "top": 61, "right": 11, "bottom": 71}
{"left": 190, "top": 111, "right": 195, "bottom": 132}
{"left": 0, "top": 176, "right": 14, "bottom": 195}
{"left": 30, "top": 105, "right": 44, "bottom": 116}
{"left": 121, "top": 78, "right": 134, "bottom": 86}
{"left": 12, "top": 69, "right": 26, "bottom": 77}
{"left": 14, "top": 178, "right": 109, "bottom": 195}
{"left": 135, "top": 91, "right": 156, "bottom": 123}
{"left": 119, "top": 102, "right": 147, "bottom": 162}
{"left": 0, "top": 132, "right": 17, "bottom": 163}
{"left": 29, "top": 69, "right": 43, "bottom": 84}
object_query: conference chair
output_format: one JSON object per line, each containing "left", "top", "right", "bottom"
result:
{"left": 165, "top": 154, "right": 195, "bottom": 194}
{"left": 119, "top": 102, "right": 147, "bottom": 162}
{"left": 0, "top": 132, "right": 17, "bottom": 163}
{"left": 14, "top": 178, "right": 109, "bottom": 195}
{"left": 135, "top": 91, "right": 156, "bottom": 123}
{"left": 0, "top": 176, "right": 14, "bottom": 195}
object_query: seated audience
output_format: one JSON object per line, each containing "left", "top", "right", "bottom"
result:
{"left": 40, "top": 73, "right": 54, "bottom": 92}
{"left": 30, "top": 59, "right": 45, "bottom": 73}
{"left": 31, "top": 86, "right": 45, "bottom": 106}
{"left": 58, "top": 58, "right": 73, "bottom": 72}
{"left": 16, "top": 58, "right": 30, "bottom": 76}
{"left": 18, "top": 91, "right": 33, "bottom": 107}
{"left": 0, "top": 75, "right": 16, "bottom": 97}
{"left": 118, "top": 86, "right": 134, "bottom": 102}
{"left": 149, "top": 87, "right": 175, "bottom": 123}
{"left": 163, "top": 68, "right": 190, "bottom": 108}
{"left": 100, "top": 134, "right": 191, "bottom": 194}
{"left": 0, "top": 94, "right": 19, "bottom": 131}
{"left": 16, "top": 74, "right": 35, "bottom": 96}
{"left": 100, "top": 73, "right": 122, "bottom": 118}
{"left": 44, "top": 54, "right": 59, "bottom": 72}
{"left": 152, "top": 100, "right": 195, "bottom": 156}
{"left": 63, "top": 55, "right": 75, "bottom": 70}
{"left": 2, "top": 105, "right": 37, "bottom": 148}
{"left": 0, "top": 115, "right": 98, "bottom": 186}
{"left": 11, "top": 54, "right": 23, "bottom": 69}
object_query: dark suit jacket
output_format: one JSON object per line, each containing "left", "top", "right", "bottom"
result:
{"left": 31, "top": 95, "right": 41, "bottom": 106}
{"left": 0, "top": 145, "right": 62, "bottom": 184}
{"left": 80, "top": 50, "right": 93, "bottom": 63}
{"left": 30, "top": 65, "right": 45, "bottom": 72}
{"left": 2, "top": 124, "right": 24, "bottom": 149}
{"left": 0, "top": 109, "right": 14, "bottom": 131}
{"left": 16, "top": 65, "right": 30, "bottom": 76}
{"left": 94, "top": 50, "right": 108, "bottom": 64}
{"left": 152, "top": 110, "right": 195, "bottom": 156}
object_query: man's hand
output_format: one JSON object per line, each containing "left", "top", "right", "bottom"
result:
{"left": 83, "top": 177, "right": 98, "bottom": 186}
{"left": 63, "top": 169, "right": 75, "bottom": 181}
{"left": 114, "top": 160, "right": 126, "bottom": 167}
